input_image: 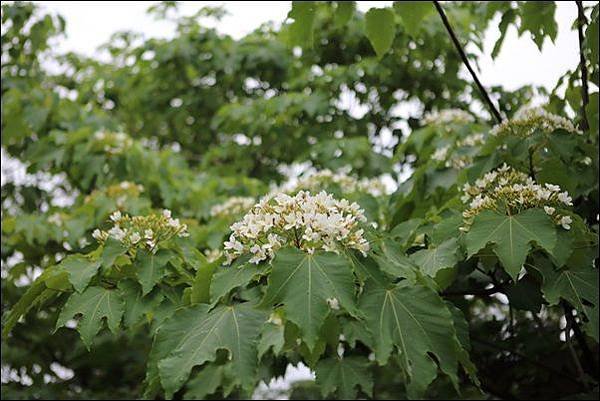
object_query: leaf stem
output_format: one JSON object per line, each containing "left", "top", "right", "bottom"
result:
{"left": 432, "top": 1, "right": 503, "bottom": 124}
{"left": 575, "top": 1, "right": 590, "bottom": 131}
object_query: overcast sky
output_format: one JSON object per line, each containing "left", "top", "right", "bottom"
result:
{"left": 36, "top": 1, "right": 590, "bottom": 92}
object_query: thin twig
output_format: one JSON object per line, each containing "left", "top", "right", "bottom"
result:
{"left": 575, "top": 1, "right": 590, "bottom": 131}
{"left": 433, "top": 1, "right": 503, "bottom": 124}
{"left": 563, "top": 304, "right": 589, "bottom": 390}
{"left": 561, "top": 301, "right": 597, "bottom": 377}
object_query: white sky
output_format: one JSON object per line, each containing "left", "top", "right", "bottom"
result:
{"left": 34, "top": 1, "right": 591, "bottom": 92}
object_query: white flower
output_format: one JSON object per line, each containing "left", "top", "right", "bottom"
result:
{"left": 144, "top": 229, "right": 154, "bottom": 239}
{"left": 110, "top": 211, "right": 122, "bottom": 222}
{"left": 92, "top": 229, "right": 103, "bottom": 240}
{"left": 559, "top": 215, "right": 572, "bottom": 230}
{"left": 326, "top": 297, "right": 340, "bottom": 310}
{"left": 108, "top": 226, "right": 126, "bottom": 241}
{"left": 130, "top": 232, "right": 141, "bottom": 244}
{"left": 167, "top": 217, "right": 180, "bottom": 228}
{"left": 544, "top": 206, "right": 555, "bottom": 215}
{"left": 422, "top": 109, "right": 474, "bottom": 126}
{"left": 162, "top": 209, "right": 172, "bottom": 219}
{"left": 557, "top": 192, "right": 573, "bottom": 206}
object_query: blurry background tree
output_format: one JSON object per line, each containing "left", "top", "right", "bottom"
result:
{"left": 1, "top": 1, "right": 598, "bottom": 400}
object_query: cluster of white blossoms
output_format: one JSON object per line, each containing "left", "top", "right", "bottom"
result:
{"left": 490, "top": 107, "right": 581, "bottom": 137}
{"left": 93, "top": 130, "right": 134, "bottom": 155}
{"left": 431, "top": 133, "right": 486, "bottom": 169}
{"left": 422, "top": 109, "right": 475, "bottom": 126}
{"left": 279, "top": 169, "right": 388, "bottom": 197}
{"left": 461, "top": 164, "right": 574, "bottom": 230}
{"left": 210, "top": 196, "right": 256, "bottom": 218}
{"left": 92, "top": 209, "right": 189, "bottom": 253}
{"left": 84, "top": 181, "right": 144, "bottom": 207}
{"left": 223, "top": 191, "right": 370, "bottom": 265}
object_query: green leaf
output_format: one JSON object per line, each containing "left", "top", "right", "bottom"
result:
{"left": 135, "top": 249, "right": 173, "bottom": 295}
{"left": 360, "top": 281, "right": 466, "bottom": 397}
{"left": 334, "top": 1, "right": 355, "bottom": 27}
{"left": 410, "top": 237, "right": 460, "bottom": 277}
{"left": 156, "top": 303, "right": 266, "bottom": 397}
{"left": 119, "top": 280, "right": 164, "bottom": 328}
{"left": 55, "top": 286, "right": 124, "bottom": 349}
{"left": 190, "top": 256, "right": 220, "bottom": 304}
{"left": 537, "top": 262, "right": 598, "bottom": 341}
{"left": 101, "top": 237, "right": 128, "bottom": 268}
{"left": 315, "top": 356, "right": 373, "bottom": 399}
{"left": 261, "top": 247, "right": 358, "bottom": 351}
{"left": 60, "top": 254, "right": 101, "bottom": 293}
{"left": 257, "top": 322, "right": 285, "bottom": 359}
{"left": 518, "top": 1, "right": 557, "bottom": 50}
{"left": 287, "top": 1, "right": 317, "bottom": 48}
{"left": 210, "top": 259, "right": 265, "bottom": 304}
{"left": 466, "top": 209, "right": 557, "bottom": 280}
{"left": 393, "top": 1, "right": 434, "bottom": 36}
{"left": 183, "top": 364, "right": 232, "bottom": 400}
{"left": 365, "top": 8, "right": 396, "bottom": 58}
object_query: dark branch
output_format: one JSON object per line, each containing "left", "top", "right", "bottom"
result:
{"left": 575, "top": 1, "right": 590, "bottom": 131}
{"left": 433, "top": 1, "right": 503, "bottom": 124}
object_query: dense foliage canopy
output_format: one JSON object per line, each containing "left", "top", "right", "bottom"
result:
{"left": 1, "top": 1, "right": 598, "bottom": 400}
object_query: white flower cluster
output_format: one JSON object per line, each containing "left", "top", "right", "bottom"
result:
{"left": 461, "top": 164, "right": 573, "bottom": 230}
{"left": 422, "top": 109, "right": 475, "bottom": 126}
{"left": 280, "top": 169, "right": 388, "bottom": 197}
{"left": 431, "top": 133, "right": 486, "bottom": 169}
{"left": 92, "top": 209, "right": 189, "bottom": 253}
{"left": 85, "top": 181, "right": 144, "bottom": 207}
{"left": 210, "top": 196, "right": 256, "bottom": 218}
{"left": 490, "top": 107, "right": 581, "bottom": 137}
{"left": 93, "top": 130, "right": 134, "bottom": 155}
{"left": 223, "top": 191, "right": 370, "bottom": 265}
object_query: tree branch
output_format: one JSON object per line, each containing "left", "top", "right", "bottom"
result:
{"left": 575, "top": 1, "right": 590, "bottom": 131}
{"left": 433, "top": 1, "right": 503, "bottom": 124}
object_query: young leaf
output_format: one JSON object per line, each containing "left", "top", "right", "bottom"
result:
{"left": 156, "top": 303, "right": 266, "bottom": 398}
{"left": 393, "top": 1, "right": 434, "bottom": 36}
{"left": 101, "top": 237, "right": 128, "bottom": 268}
{"left": 261, "top": 247, "right": 358, "bottom": 351}
{"left": 365, "top": 8, "right": 396, "bottom": 58}
{"left": 55, "top": 286, "right": 124, "bottom": 349}
{"left": 334, "top": 1, "right": 355, "bottom": 28}
{"left": 360, "top": 281, "right": 465, "bottom": 397}
{"left": 465, "top": 209, "right": 557, "bottom": 280}
{"left": 315, "top": 356, "right": 373, "bottom": 399}
{"left": 409, "top": 237, "right": 460, "bottom": 277}
{"left": 60, "top": 254, "right": 101, "bottom": 293}
{"left": 134, "top": 249, "right": 173, "bottom": 295}
{"left": 287, "top": 1, "right": 317, "bottom": 48}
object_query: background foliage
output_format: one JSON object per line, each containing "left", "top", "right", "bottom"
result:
{"left": 1, "top": 1, "right": 598, "bottom": 400}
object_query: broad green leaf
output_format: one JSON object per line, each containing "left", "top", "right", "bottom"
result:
{"left": 189, "top": 254, "right": 221, "bottom": 304}
{"left": 60, "top": 254, "right": 101, "bottom": 293}
{"left": 135, "top": 249, "right": 173, "bottom": 295}
{"left": 409, "top": 237, "right": 459, "bottom": 277}
{"left": 537, "top": 262, "right": 599, "bottom": 341}
{"left": 287, "top": 1, "right": 317, "bottom": 48}
{"left": 365, "top": 8, "right": 396, "bottom": 58}
{"left": 334, "top": 1, "right": 355, "bottom": 27}
{"left": 466, "top": 209, "right": 557, "bottom": 279}
{"left": 157, "top": 303, "right": 266, "bottom": 397}
{"left": 55, "top": 286, "right": 124, "bottom": 349}
{"left": 393, "top": 1, "right": 434, "bottom": 36}
{"left": 101, "top": 237, "right": 128, "bottom": 268}
{"left": 261, "top": 247, "right": 358, "bottom": 351}
{"left": 360, "top": 281, "right": 465, "bottom": 397}
{"left": 315, "top": 356, "right": 373, "bottom": 399}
